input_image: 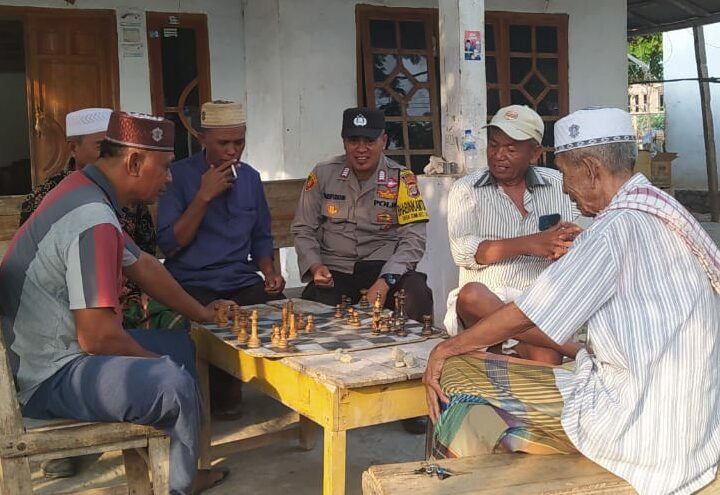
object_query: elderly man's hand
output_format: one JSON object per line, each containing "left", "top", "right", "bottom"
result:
{"left": 423, "top": 344, "right": 451, "bottom": 423}
{"left": 529, "top": 221, "right": 582, "bottom": 260}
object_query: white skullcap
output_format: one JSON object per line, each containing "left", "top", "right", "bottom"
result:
{"left": 554, "top": 107, "right": 635, "bottom": 153}
{"left": 65, "top": 108, "right": 113, "bottom": 138}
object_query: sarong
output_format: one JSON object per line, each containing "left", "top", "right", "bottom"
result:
{"left": 433, "top": 352, "right": 577, "bottom": 458}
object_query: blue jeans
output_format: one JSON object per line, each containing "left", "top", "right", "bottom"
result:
{"left": 22, "top": 329, "right": 201, "bottom": 495}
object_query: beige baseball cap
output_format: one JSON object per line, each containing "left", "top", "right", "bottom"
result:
{"left": 484, "top": 105, "right": 544, "bottom": 144}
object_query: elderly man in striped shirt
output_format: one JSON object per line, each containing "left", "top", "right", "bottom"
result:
{"left": 425, "top": 107, "right": 720, "bottom": 495}
{"left": 445, "top": 105, "right": 581, "bottom": 364}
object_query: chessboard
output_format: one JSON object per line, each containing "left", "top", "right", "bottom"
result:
{"left": 193, "top": 294, "right": 443, "bottom": 358}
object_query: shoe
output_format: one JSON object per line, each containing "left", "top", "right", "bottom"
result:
{"left": 41, "top": 457, "right": 76, "bottom": 479}
{"left": 402, "top": 416, "right": 428, "bottom": 435}
{"left": 211, "top": 404, "right": 243, "bottom": 422}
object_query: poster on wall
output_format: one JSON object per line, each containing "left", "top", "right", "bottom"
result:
{"left": 464, "top": 30, "right": 482, "bottom": 61}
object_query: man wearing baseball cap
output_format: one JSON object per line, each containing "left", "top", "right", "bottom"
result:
{"left": 445, "top": 104, "right": 581, "bottom": 364}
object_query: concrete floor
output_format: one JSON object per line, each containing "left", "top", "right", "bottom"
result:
{"left": 29, "top": 385, "right": 426, "bottom": 495}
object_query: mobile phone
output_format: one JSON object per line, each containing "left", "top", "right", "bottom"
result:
{"left": 539, "top": 213, "right": 561, "bottom": 231}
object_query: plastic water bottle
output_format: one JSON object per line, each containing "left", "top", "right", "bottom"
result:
{"left": 462, "top": 129, "right": 479, "bottom": 174}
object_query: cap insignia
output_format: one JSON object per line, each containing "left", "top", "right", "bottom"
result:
{"left": 151, "top": 127, "right": 164, "bottom": 143}
{"left": 353, "top": 114, "right": 368, "bottom": 127}
{"left": 569, "top": 124, "right": 580, "bottom": 138}
{"left": 504, "top": 110, "right": 519, "bottom": 120}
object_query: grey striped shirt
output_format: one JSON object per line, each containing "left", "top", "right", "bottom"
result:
{"left": 516, "top": 174, "right": 720, "bottom": 494}
{"left": 448, "top": 166, "right": 579, "bottom": 290}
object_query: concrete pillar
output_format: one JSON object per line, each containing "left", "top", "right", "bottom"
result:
{"left": 438, "top": 0, "right": 486, "bottom": 170}
{"left": 242, "top": 0, "right": 285, "bottom": 178}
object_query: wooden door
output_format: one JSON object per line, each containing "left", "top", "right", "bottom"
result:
{"left": 25, "top": 10, "right": 119, "bottom": 185}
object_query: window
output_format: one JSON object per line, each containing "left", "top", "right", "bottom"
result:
{"left": 147, "top": 13, "right": 211, "bottom": 161}
{"left": 485, "top": 12, "right": 569, "bottom": 167}
{"left": 633, "top": 95, "right": 640, "bottom": 113}
{"left": 356, "top": 5, "right": 441, "bottom": 174}
{"left": 659, "top": 92, "right": 664, "bottom": 111}
{"left": 643, "top": 94, "right": 648, "bottom": 112}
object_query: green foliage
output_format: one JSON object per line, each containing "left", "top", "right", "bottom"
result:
{"left": 628, "top": 34, "right": 663, "bottom": 83}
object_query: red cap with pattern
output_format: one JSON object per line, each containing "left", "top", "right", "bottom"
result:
{"left": 105, "top": 111, "right": 175, "bottom": 152}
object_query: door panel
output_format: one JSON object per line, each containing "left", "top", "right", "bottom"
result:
{"left": 25, "top": 10, "right": 119, "bottom": 184}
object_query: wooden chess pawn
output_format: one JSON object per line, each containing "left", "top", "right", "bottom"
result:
{"left": 359, "top": 289, "right": 370, "bottom": 308}
{"left": 270, "top": 324, "right": 281, "bottom": 346}
{"left": 237, "top": 313, "right": 249, "bottom": 344}
{"left": 248, "top": 310, "right": 262, "bottom": 348}
{"left": 350, "top": 310, "right": 361, "bottom": 327}
{"left": 297, "top": 312, "right": 306, "bottom": 331}
{"left": 334, "top": 304, "right": 343, "bottom": 319}
{"left": 277, "top": 326, "right": 289, "bottom": 349}
{"left": 380, "top": 316, "right": 391, "bottom": 333}
{"left": 396, "top": 316, "right": 408, "bottom": 337}
{"left": 374, "top": 291, "right": 383, "bottom": 312}
{"left": 421, "top": 315, "right": 433, "bottom": 336}
{"left": 306, "top": 314, "right": 315, "bottom": 333}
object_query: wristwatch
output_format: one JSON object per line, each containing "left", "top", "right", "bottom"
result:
{"left": 380, "top": 273, "right": 400, "bottom": 288}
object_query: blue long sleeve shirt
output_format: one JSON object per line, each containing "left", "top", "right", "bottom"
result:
{"left": 157, "top": 151, "right": 274, "bottom": 292}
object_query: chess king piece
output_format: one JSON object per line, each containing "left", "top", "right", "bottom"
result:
{"left": 215, "top": 304, "right": 228, "bottom": 327}
{"left": 306, "top": 314, "right": 315, "bottom": 332}
{"left": 359, "top": 289, "right": 370, "bottom": 308}
{"left": 289, "top": 311, "right": 298, "bottom": 339}
{"left": 248, "top": 309, "right": 262, "bottom": 348}
{"left": 421, "top": 315, "right": 433, "bottom": 336}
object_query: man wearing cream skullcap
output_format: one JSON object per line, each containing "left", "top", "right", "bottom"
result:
{"left": 157, "top": 100, "right": 285, "bottom": 420}
{"left": 2, "top": 111, "right": 230, "bottom": 494}
{"left": 424, "top": 107, "right": 720, "bottom": 494}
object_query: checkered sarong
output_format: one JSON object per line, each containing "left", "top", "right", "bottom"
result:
{"left": 433, "top": 352, "right": 577, "bottom": 458}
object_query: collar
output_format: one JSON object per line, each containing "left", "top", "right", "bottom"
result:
{"left": 81, "top": 164, "right": 124, "bottom": 216}
{"left": 607, "top": 173, "right": 651, "bottom": 207}
{"left": 474, "top": 166, "right": 548, "bottom": 190}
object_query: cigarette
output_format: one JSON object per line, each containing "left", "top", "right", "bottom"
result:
{"left": 231, "top": 163, "right": 237, "bottom": 179}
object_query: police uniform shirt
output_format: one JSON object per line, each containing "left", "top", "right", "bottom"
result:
{"left": 291, "top": 154, "right": 428, "bottom": 282}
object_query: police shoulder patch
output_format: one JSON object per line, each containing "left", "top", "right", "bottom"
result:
{"left": 305, "top": 171, "right": 318, "bottom": 191}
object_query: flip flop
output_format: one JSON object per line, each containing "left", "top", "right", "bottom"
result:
{"left": 194, "top": 467, "right": 230, "bottom": 494}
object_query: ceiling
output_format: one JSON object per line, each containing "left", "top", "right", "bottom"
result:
{"left": 628, "top": 0, "right": 720, "bottom": 36}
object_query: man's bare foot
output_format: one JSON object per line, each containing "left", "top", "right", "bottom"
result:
{"left": 192, "top": 467, "right": 229, "bottom": 494}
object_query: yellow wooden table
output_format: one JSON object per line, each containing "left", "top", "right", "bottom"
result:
{"left": 191, "top": 324, "right": 437, "bottom": 495}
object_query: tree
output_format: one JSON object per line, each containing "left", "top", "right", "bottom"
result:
{"left": 628, "top": 34, "right": 663, "bottom": 83}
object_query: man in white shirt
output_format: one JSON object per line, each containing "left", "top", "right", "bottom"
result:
{"left": 425, "top": 107, "right": 720, "bottom": 495}
{"left": 445, "top": 105, "right": 580, "bottom": 363}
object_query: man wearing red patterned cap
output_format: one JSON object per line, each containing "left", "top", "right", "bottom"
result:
{"left": 0, "top": 111, "right": 229, "bottom": 494}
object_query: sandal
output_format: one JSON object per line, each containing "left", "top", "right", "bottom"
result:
{"left": 193, "top": 467, "right": 230, "bottom": 494}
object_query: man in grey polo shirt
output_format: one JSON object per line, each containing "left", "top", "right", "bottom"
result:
{"left": 0, "top": 112, "right": 229, "bottom": 494}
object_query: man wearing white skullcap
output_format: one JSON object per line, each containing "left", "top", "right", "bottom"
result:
{"left": 424, "top": 107, "right": 720, "bottom": 494}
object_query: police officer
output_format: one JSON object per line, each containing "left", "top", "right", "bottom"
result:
{"left": 292, "top": 107, "right": 433, "bottom": 324}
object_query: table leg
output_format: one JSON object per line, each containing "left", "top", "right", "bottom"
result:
{"left": 196, "top": 355, "right": 212, "bottom": 469}
{"left": 298, "top": 415, "right": 318, "bottom": 450}
{"left": 322, "top": 428, "right": 347, "bottom": 495}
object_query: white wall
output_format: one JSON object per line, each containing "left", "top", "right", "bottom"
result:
{"left": 663, "top": 24, "right": 720, "bottom": 191}
{"left": 0, "top": 0, "right": 245, "bottom": 115}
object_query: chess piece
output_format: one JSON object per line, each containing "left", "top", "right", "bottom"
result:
{"left": 392, "top": 347, "right": 406, "bottom": 368}
{"left": 374, "top": 291, "right": 383, "bottom": 312}
{"left": 306, "top": 314, "right": 315, "bottom": 332}
{"left": 270, "top": 324, "right": 281, "bottom": 346}
{"left": 287, "top": 299, "right": 294, "bottom": 315}
{"left": 231, "top": 305, "right": 242, "bottom": 334}
{"left": 372, "top": 311, "right": 381, "bottom": 335}
{"left": 421, "top": 315, "right": 433, "bottom": 336}
{"left": 297, "top": 312, "right": 306, "bottom": 331}
{"left": 396, "top": 316, "right": 408, "bottom": 337}
{"left": 403, "top": 351, "right": 416, "bottom": 367}
{"left": 334, "top": 304, "right": 343, "bottom": 319}
{"left": 215, "top": 304, "right": 228, "bottom": 327}
{"left": 248, "top": 310, "right": 261, "bottom": 348}
{"left": 381, "top": 315, "right": 392, "bottom": 333}
{"left": 277, "top": 326, "right": 289, "bottom": 349}
{"left": 237, "top": 311, "right": 249, "bottom": 344}
{"left": 350, "top": 309, "right": 361, "bottom": 327}
{"left": 282, "top": 305, "right": 288, "bottom": 330}
{"left": 289, "top": 312, "right": 298, "bottom": 339}
{"left": 359, "top": 289, "right": 370, "bottom": 308}
{"left": 394, "top": 292, "right": 400, "bottom": 315}
{"left": 398, "top": 289, "right": 407, "bottom": 320}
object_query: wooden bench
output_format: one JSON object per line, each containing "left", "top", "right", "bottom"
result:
{"left": 0, "top": 322, "right": 170, "bottom": 494}
{"left": 362, "top": 454, "right": 720, "bottom": 495}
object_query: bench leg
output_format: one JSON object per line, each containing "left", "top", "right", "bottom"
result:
{"left": 196, "top": 354, "right": 212, "bottom": 469}
{"left": 123, "top": 447, "right": 152, "bottom": 495}
{"left": 323, "top": 429, "right": 347, "bottom": 495}
{"left": 0, "top": 457, "right": 33, "bottom": 495}
{"left": 148, "top": 436, "right": 171, "bottom": 494}
{"left": 298, "top": 415, "right": 318, "bottom": 451}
